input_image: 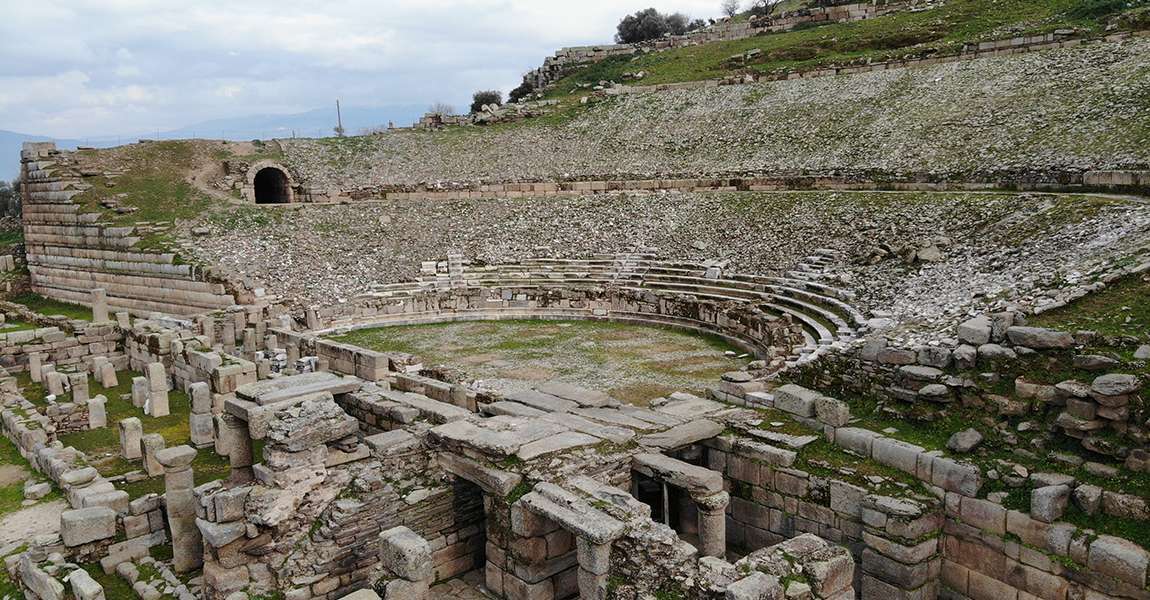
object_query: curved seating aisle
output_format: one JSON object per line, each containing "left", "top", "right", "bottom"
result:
{"left": 352, "top": 252, "right": 865, "bottom": 364}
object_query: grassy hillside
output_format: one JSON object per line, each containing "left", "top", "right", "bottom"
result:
{"left": 544, "top": 0, "right": 1150, "bottom": 98}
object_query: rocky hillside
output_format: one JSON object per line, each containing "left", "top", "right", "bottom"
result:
{"left": 280, "top": 38, "right": 1150, "bottom": 189}
{"left": 180, "top": 190, "right": 1150, "bottom": 337}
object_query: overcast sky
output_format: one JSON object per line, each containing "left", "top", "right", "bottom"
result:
{"left": 0, "top": 0, "right": 725, "bottom": 138}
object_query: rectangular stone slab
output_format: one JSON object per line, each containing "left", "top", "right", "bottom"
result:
{"left": 517, "top": 431, "right": 600, "bottom": 461}
{"left": 542, "top": 413, "right": 635, "bottom": 444}
{"left": 633, "top": 453, "right": 724, "bottom": 496}
{"left": 431, "top": 416, "right": 568, "bottom": 457}
{"left": 658, "top": 392, "right": 726, "bottom": 418}
{"left": 535, "top": 382, "right": 616, "bottom": 408}
{"left": 505, "top": 390, "right": 578, "bottom": 414}
{"left": 639, "top": 419, "right": 724, "bottom": 450}
{"left": 437, "top": 452, "right": 521, "bottom": 496}
{"left": 237, "top": 371, "right": 362, "bottom": 405}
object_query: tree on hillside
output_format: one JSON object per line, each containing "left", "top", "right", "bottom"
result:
{"left": 509, "top": 81, "right": 536, "bottom": 103}
{"left": 721, "top": 0, "right": 741, "bottom": 17}
{"left": 616, "top": 8, "right": 671, "bottom": 43}
{"left": 748, "top": 0, "right": 784, "bottom": 17}
{"left": 470, "top": 90, "right": 503, "bottom": 114}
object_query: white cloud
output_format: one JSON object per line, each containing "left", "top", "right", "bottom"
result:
{"left": 0, "top": 0, "right": 725, "bottom": 138}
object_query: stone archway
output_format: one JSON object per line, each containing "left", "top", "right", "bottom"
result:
{"left": 245, "top": 161, "right": 295, "bottom": 204}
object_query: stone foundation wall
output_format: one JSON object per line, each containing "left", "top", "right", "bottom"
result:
{"left": 19, "top": 142, "right": 239, "bottom": 317}
{"left": 0, "top": 322, "right": 122, "bottom": 374}
{"left": 298, "top": 168, "right": 1150, "bottom": 205}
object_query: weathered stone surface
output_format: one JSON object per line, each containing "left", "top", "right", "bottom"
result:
{"left": 958, "top": 316, "right": 993, "bottom": 345}
{"left": 535, "top": 382, "right": 615, "bottom": 408}
{"left": 1030, "top": 485, "right": 1069, "bottom": 523}
{"left": 1087, "top": 535, "right": 1149, "bottom": 587}
{"left": 517, "top": 431, "right": 599, "bottom": 460}
{"left": 380, "top": 526, "right": 432, "bottom": 581}
{"left": 436, "top": 452, "right": 521, "bottom": 496}
{"left": 633, "top": 453, "right": 723, "bottom": 497}
{"left": 61, "top": 506, "right": 116, "bottom": 546}
{"left": 814, "top": 396, "right": 850, "bottom": 427}
{"left": 725, "top": 572, "right": 782, "bottom": 600}
{"left": 1091, "top": 373, "right": 1141, "bottom": 396}
{"left": 265, "top": 394, "right": 358, "bottom": 452}
{"left": 66, "top": 568, "right": 105, "bottom": 600}
{"left": 237, "top": 371, "right": 360, "bottom": 405}
{"left": 772, "top": 384, "right": 820, "bottom": 417}
{"left": 946, "top": 428, "right": 982, "bottom": 453}
{"left": 1006, "top": 326, "right": 1074, "bottom": 349}
{"left": 639, "top": 419, "right": 723, "bottom": 449}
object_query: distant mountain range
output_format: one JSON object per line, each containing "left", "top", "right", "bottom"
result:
{"left": 0, "top": 104, "right": 430, "bottom": 181}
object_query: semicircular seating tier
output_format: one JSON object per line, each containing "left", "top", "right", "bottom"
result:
{"left": 338, "top": 251, "right": 867, "bottom": 366}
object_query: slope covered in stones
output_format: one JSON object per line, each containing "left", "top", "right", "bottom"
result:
{"left": 180, "top": 190, "right": 1150, "bottom": 338}
{"left": 280, "top": 38, "right": 1150, "bottom": 188}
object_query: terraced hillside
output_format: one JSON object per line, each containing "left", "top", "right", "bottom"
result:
{"left": 280, "top": 37, "right": 1150, "bottom": 188}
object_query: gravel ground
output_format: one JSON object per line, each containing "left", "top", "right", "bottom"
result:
{"left": 279, "top": 39, "right": 1150, "bottom": 189}
{"left": 183, "top": 190, "right": 1150, "bottom": 338}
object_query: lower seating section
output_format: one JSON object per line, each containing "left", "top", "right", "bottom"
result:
{"left": 329, "top": 252, "right": 866, "bottom": 365}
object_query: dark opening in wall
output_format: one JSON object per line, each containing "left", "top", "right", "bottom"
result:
{"left": 254, "top": 167, "right": 291, "bottom": 204}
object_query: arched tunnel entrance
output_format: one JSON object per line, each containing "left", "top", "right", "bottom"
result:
{"left": 253, "top": 167, "right": 291, "bottom": 204}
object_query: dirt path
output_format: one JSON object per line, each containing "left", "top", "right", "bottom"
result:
{"left": 0, "top": 499, "right": 65, "bottom": 547}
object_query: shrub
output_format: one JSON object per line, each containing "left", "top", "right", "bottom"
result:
{"left": 616, "top": 8, "right": 670, "bottom": 43}
{"left": 509, "top": 81, "right": 536, "bottom": 103}
{"left": 721, "top": 0, "right": 741, "bottom": 18}
{"left": 748, "top": 0, "right": 783, "bottom": 17}
{"left": 470, "top": 90, "right": 503, "bottom": 114}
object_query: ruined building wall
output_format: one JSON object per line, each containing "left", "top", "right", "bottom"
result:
{"left": 19, "top": 143, "right": 237, "bottom": 316}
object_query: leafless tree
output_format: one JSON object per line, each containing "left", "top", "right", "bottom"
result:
{"left": 428, "top": 102, "right": 455, "bottom": 116}
{"left": 748, "top": 0, "right": 783, "bottom": 17}
{"left": 721, "top": 0, "right": 741, "bottom": 18}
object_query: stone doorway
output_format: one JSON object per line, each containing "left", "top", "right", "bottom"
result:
{"left": 253, "top": 166, "right": 292, "bottom": 204}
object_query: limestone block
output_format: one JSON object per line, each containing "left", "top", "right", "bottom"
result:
{"left": 815, "top": 396, "right": 850, "bottom": 427}
{"left": 141, "top": 433, "right": 166, "bottom": 476}
{"left": 189, "top": 382, "right": 212, "bottom": 414}
{"left": 61, "top": 506, "right": 117, "bottom": 546}
{"left": 88, "top": 395, "right": 107, "bottom": 429}
{"left": 772, "top": 384, "right": 820, "bottom": 417}
{"left": 98, "top": 362, "right": 118, "bottom": 388}
{"left": 131, "top": 377, "right": 149, "bottom": 408}
{"left": 379, "top": 526, "right": 432, "bottom": 581}
{"left": 19, "top": 555, "right": 65, "bottom": 600}
{"left": 119, "top": 418, "right": 143, "bottom": 460}
{"left": 66, "top": 568, "right": 105, "bottom": 600}
{"left": 264, "top": 394, "right": 359, "bottom": 452}
{"left": 1006, "top": 326, "right": 1074, "bottom": 349}
{"left": 68, "top": 372, "right": 89, "bottom": 403}
{"left": 725, "top": 572, "right": 782, "bottom": 600}
{"left": 190, "top": 413, "right": 215, "bottom": 447}
{"left": 146, "top": 362, "right": 168, "bottom": 391}
{"left": 957, "top": 316, "right": 991, "bottom": 346}
{"left": 1087, "top": 535, "right": 1149, "bottom": 587}
{"left": 46, "top": 371, "right": 65, "bottom": 396}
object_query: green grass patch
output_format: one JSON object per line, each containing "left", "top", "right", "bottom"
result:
{"left": 54, "top": 371, "right": 229, "bottom": 497}
{"left": 7, "top": 292, "right": 91, "bottom": 321}
{"left": 328, "top": 319, "right": 743, "bottom": 405}
{"left": 543, "top": 0, "right": 1149, "bottom": 98}
{"left": 1030, "top": 273, "right": 1150, "bottom": 340}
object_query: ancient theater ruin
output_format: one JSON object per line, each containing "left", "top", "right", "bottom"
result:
{"left": 2, "top": 2, "right": 1150, "bottom": 600}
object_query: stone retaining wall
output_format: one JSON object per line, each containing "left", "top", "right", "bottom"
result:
{"left": 299, "top": 169, "right": 1150, "bottom": 205}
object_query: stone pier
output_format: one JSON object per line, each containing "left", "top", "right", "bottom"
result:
{"left": 91, "top": 288, "right": 109, "bottom": 322}
{"left": 156, "top": 445, "right": 202, "bottom": 573}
